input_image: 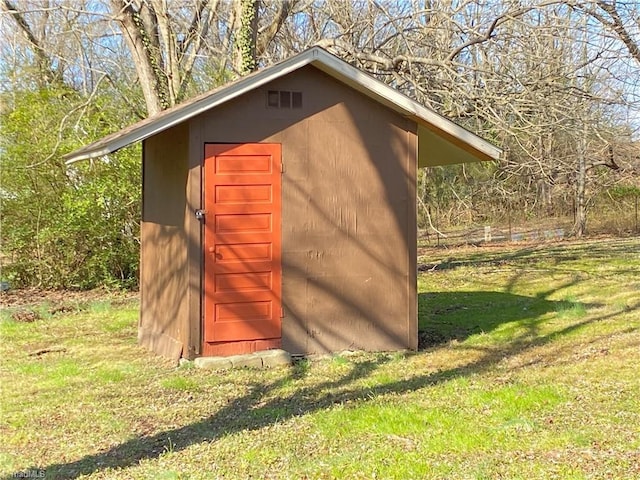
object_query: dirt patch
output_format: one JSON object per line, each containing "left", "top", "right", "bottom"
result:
{"left": 0, "top": 287, "right": 138, "bottom": 311}
{"left": 11, "top": 309, "right": 42, "bottom": 323}
{"left": 418, "top": 329, "right": 448, "bottom": 349}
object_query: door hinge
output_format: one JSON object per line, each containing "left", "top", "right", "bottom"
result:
{"left": 280, "top": 307, "right": 285, "bottom": 318}
{"left": 280, "top": 161, "right": 284, "bottom": 173}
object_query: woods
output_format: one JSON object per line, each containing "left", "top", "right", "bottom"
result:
{"left": 1, "top": 0, "right": 639, "bottom": 289}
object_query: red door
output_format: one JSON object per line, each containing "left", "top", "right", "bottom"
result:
{"left": 203, "top": 144, "right": 282, "bottom": 354}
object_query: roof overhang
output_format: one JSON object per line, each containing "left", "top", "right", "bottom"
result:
{"left": 417, "top": 125, "right": 498, "bottom": 167}
{"left": 64, "top": 47, "right": 502, "bottom": 166}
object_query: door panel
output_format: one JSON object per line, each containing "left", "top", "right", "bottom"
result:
{"left": 214, "top": 272, "right": 272, "bottom": 293}
{"left": 203, "top": 144, "right": 282, "bottom": 345}
{"left": 215, "top": 155, "right": 273, "bottom": 174}
{"left": 215, "top": 185, "right": 272, "bottom": 204}
{"left": 215, "top": 213, "right": 272, "bottom": 233}
{"left": 214, "top": 243, "right": 272, "bottom": 262}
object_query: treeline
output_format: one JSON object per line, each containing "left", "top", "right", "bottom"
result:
{"left": 1, "top": 0, "right": 638, "bottom": 289}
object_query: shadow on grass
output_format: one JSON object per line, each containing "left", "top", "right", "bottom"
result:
{"left": 418, "top": 237, "right": 640, "bottom": 274}
{"left": 417, "top": 290, "right": 597, "bottom": 348}
{"left": 7, "top": 298, "right": 637, "bottom": 480}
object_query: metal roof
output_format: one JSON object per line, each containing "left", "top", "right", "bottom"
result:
{"left": 64, "top": 46, "right": 502, "bottom": 167}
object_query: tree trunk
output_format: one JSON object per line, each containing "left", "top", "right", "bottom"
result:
{"left": 575, "top": 134, "right": 587, "bottom": 237}
{"left": 234, "top": 0, "right": 259, "bottom": 74}
{"left": 110, "top": 0, "right": 168, "bottom": 116}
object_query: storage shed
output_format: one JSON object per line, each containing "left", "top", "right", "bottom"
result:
{"left": 65, "top": 47, "right": 501, "bottom": 360}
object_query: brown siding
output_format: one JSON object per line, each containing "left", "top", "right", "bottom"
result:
{"left": 186, "top": 121, "right": 203, "bottom": 358}
{"left": 406, "top": 130, "right": 418, "bottom": 351}
{"left": 139, "top": 122, "right": 190, "bottom": 360}
{"left": 192, "top": 65, "right": 418, "bottom": 355}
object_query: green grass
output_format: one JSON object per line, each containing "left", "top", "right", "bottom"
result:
{"left": 1, "top": 238, "right": 639, "bottom": 479}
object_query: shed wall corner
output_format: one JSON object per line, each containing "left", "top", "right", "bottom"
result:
{"left": 139, "top": 123, "right": 191, "bottom": 360}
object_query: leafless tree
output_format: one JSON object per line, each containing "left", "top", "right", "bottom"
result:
{"left": 2, "top": 0, "right": 638, "bottom": 235}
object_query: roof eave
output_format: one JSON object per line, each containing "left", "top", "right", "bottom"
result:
{"left": 64, "top": 46, "right": 502, "bottom": 165}
{"left": 65, "top": 49, "right": 324, "bottom": 164}
{"left": 309, "top": 51, "right": 501, "bottom": 162}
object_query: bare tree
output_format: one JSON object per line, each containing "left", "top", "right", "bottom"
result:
{"left": 2, "top": 0, "right": 638, "bottom": 236}
{"left": 108, "top": 0, "right": 296, "bottom": 114}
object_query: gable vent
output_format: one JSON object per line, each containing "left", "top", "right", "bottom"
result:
{"left": 267, "top": 90, "right": 302, "bottom": 109}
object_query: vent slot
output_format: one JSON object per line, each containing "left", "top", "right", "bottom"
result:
{"left": 267, "top": 90, "right": 302, "bottom": 109}
{"left": 280, "top": 91, "right": 291, "bottom": 108}
{"left": 267, "top": 90, "right": 279, "bottom": 108}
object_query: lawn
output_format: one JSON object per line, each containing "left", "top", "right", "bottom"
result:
{"left": 1, "top": 238, "right": 639, "bottom": 479}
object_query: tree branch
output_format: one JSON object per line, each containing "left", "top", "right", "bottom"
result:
{"left": 256, "top": 0, "right": 295, "bottom": 57}
{"left": 447, "top": 0, "right": 569, "bottom": 62}
{"left": 592, "top": 1, "right": 640, "bottom": 65}
{"left": 1, "top": 0, "right": 62, "bottom": 86}
{"left": 179, "top": 0, "right": 216, "bottom": 98}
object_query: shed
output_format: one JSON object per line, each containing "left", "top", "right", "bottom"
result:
{"left": 65, "top": 47, "right": 501, "bottom": 360}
